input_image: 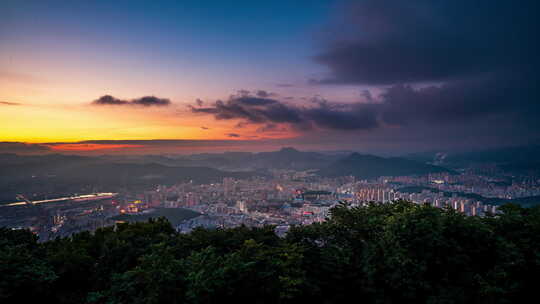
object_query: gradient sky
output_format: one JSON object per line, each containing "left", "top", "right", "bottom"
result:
{"left": 1, "top": 0, "right": 538, "bottom": 154}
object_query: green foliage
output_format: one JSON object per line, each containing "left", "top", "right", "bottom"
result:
{"left": 94, "top": 244, "right": 186, "bottom": 304}
{"left": 1, "top": 203, "right": 539, "bottom": 303}
{"left": 0, "top": 228, "right": 57, "bottom": 303}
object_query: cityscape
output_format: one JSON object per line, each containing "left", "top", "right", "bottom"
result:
{"left": 1, "top": 0, "right": 539, "bottom": 303}
{"left": 3, "top": 147, "right": 539, "bottom": 241}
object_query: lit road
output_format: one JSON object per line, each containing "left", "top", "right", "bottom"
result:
{"left": 0, "top": 193, "right": 118, "bottom": 207}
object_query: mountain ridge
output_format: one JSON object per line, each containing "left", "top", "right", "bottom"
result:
{"left": 318, "top": 152, "right": 453, "bottom": 179}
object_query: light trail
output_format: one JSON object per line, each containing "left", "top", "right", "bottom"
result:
{"left": 0, "top": 193, "right": 118, "bottom": 207}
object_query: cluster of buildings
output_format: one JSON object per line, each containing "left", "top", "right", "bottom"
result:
{"left": 4, "top": 168, "right": 536, "bottom": 240}
{"left": 0, "top": 194, "right": 119, "bottom": 240}
{"left": 345, "top": 185, "right": 497, "bottom": 216}
{"left": 382, "top": 172, "right": 540, "bottom": 199}
{"left": 144, "top": 174, "right": 506, "bottom": 233}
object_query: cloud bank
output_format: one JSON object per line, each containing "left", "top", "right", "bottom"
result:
{"left": 314, "top": 0, "right": 538, "bottom": 85}
{"left": 305, "top": 0, "right": 539, "bottom": 146}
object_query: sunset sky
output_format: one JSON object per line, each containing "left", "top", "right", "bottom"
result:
{"left": 1, "top": 0, "right": 538, "bottom": 154}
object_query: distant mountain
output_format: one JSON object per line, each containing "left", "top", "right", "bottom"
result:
{"left": 445, "top": 145, "right": 540, "bottom": 165}
{"left": 318, "top": 153, "right": 452, "bottom": 179}
{"left": 52, "top": 162, "right": 255, "bottom": 184}
{"left": 408, "top": 145, "right": 540, "bottom": 173}
{"left": 0, "top": 153, "right": 92, "bottom": 166}
{"left": 422, "top": 145, "right": 540, "bottom": 169}
{"left": 175, "top": 147, "right": 340, "bottom": 170}
{"left": 0, "top": 154, "right": 257, "bottom": 203}
{"left": 249, "top": 147, "right": 338, "bottom": 170}
{"left": 402, "top": 151, "right": 449, "bottom": 165}
{"left": 1, "top": 154, "right": 255, "bottom": 183}
{"left": 89, "top": 148, "right": 339, "bottom": 171}
{"left": 401, "top": 146, "right": 540, "bottom": 174}
{"left": 0, "top": 148, "right": 340, "bottom": 180}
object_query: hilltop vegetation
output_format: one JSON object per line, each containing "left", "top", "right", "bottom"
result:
{"left": 318, "top": 153, "right": 452, "bottom": 179}
{"left": 1, "top": 201, "right": 539, "bottom": 303}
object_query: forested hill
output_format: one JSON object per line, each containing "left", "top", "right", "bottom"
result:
{"left": 318, "top": 153, "right": 452, "bottom": 179}
{"left": 1, "top": 201, "right": 539, "bottom": 303}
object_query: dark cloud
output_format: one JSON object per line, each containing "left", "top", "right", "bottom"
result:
{"left": 92, "top": 95, "right": 170, "bottom": 106}
{"left": 235, "top": 122, "right": 247, "bottom": 129}
{"left": 255, "top": 90, "right": 276, "bottom": 98}
{"left": 256, "top": 124, "right": 282, "bottom": 133}
{"left": 92, "top": 95, "right": 128, "bottom": 105}
{"left": 276, "top": 83, "right": 294, "bottom": 88}
{"left": 190, "top": 93, "right": 302, "bottom": 124}
{"left": 380, "top": 74, "right": 540, "bottom": 129}
{"left": 360, "top": 90, "right": 373, "bottom": 102}
{"left": 314, "top": 0, "right": 539, "bottom": 85}
{"left": 229, "top": 89, "right": 277, "bottom": 99}
{"left": 200, "top": 126, "right": 209, "bottom": 130}
{"left": 131, "top": 96, "right": 171, "bottom": 106}
{"left": 0, "top": 142, "right": 50, "bottom": 153}
{"left": 0, "top": 101, "right": 21, "bottom": 106}
{"left": 255, "top": 123, "right": 291, "bottom": 133}
{"left": 190, "top": 74, "right": 540, "bottom": 145}
{"left": 227, "top": 133, "right": 240, "bottom": 138}
{"left": 257, "top": 124, "right": 277, "bottom": 132}
{"left": 237, "top": 89, "right": 250, "bottom": 96}
{"left": 380, "top": 80, "right": 507, "bottom": 125}
{"left": 305, "top": 0, "right": 540, "bottom": 146}
{"left": 305, "top": 102, "right": 379, "bottom": 130}
{"left": 191, "top": 91, "right": 380, "bottom": 131}
{"left": 235, "top": 96, "right": 278, "bottom": 106}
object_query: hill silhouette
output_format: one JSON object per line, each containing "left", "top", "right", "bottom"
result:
{"left": 318, "top": 152, "right": 452, "bottom": 179}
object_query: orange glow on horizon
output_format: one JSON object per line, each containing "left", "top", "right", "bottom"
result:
{"left": 47, "top": 144, "right": 144, "bottom": 151}
{"left": 0, "top": 94, "right": 300, "bottom": 153}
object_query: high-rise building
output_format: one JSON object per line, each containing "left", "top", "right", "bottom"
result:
{"left": 236, "top": 200, "right": 248, "bottom": 213}
{"left": 223, "top": 177, "right": 235, "bottom": 197}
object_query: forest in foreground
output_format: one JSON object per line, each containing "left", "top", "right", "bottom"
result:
{"left": 1, "top": 201, "right": 539, "bottom": 304}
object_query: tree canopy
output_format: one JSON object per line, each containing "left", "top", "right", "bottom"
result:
{"left": 1, "top": 201, "right": 538, "bottom": 303}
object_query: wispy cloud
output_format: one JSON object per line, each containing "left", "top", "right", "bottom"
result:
{"left": 0, "top": 101, "right": 21, "bottom": 106}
